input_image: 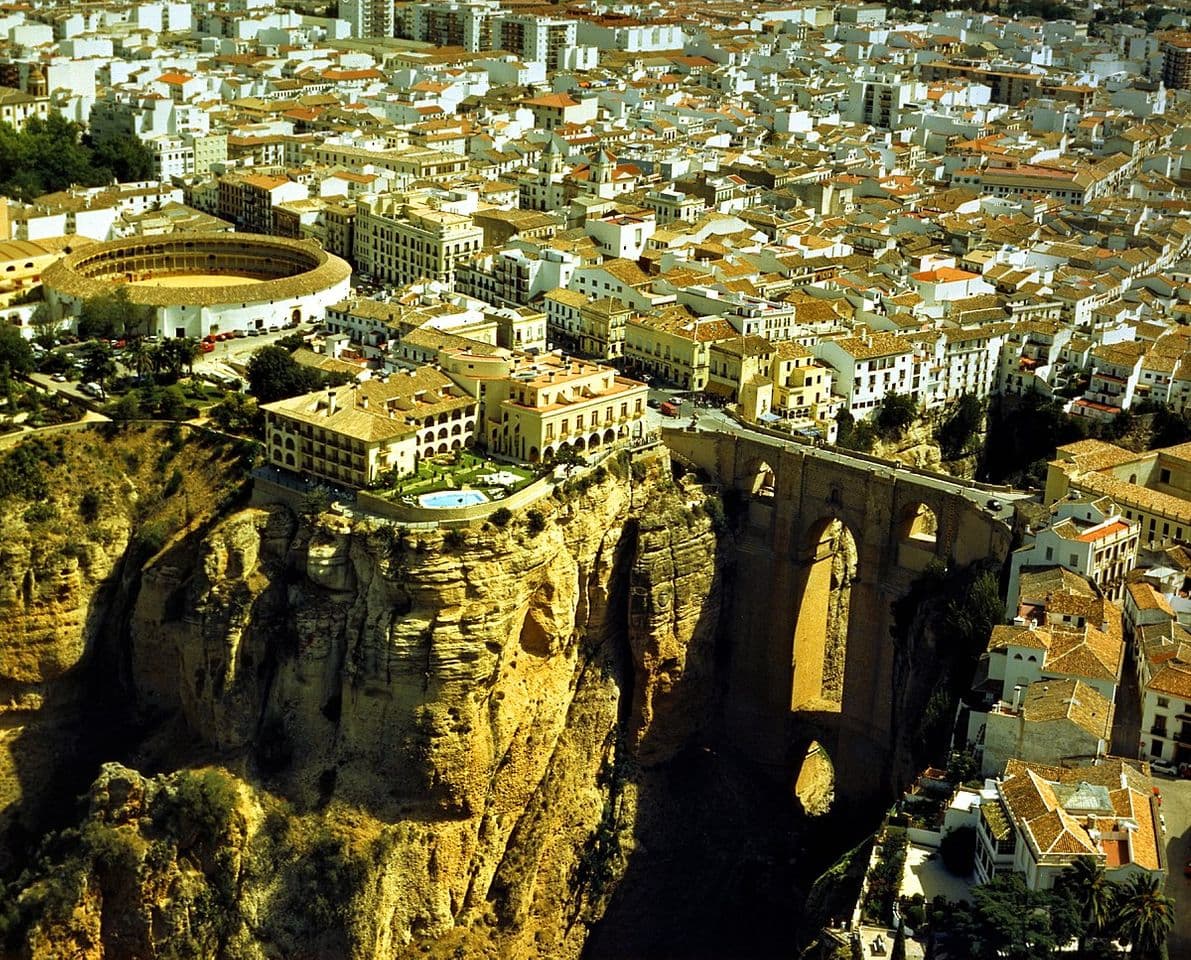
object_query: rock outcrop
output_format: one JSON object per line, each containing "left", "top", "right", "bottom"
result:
{"left": 4, "top": 444, "right": 728, "bottom": 959}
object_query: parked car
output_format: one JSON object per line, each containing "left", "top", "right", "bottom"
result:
{"left": 1150, "top": 759, "right": 1178, "bottom": 777}
{"left": 80, "top": 382, "right": 106, "bottom": 400}
{"left": 647, "top": 398, "right": 660, "bottom": 409}
{"left": 50, "top": 373, "right": 67, "bottom": 383}
{"left": 986, "top": 498, "right": 1003, "bottom": 511}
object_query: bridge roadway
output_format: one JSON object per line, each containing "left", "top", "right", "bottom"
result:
{"left": 660, "top": 404, "right": 1034, "bottom": 519}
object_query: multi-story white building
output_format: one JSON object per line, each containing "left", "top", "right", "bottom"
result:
{"left": 1005, "top": 496, "right": 1140, "bottom": 616}
{"left": 814, "top": 330, "right": 916, "bottom": 418}
{"left": 975, "top": 758, "right": 1162, "bottom": 889}
{"left": 353, "top": 196, "right": 484, "bottom": 289}
{"left": 341, "top": 0, "right": 394, "bottom": 38}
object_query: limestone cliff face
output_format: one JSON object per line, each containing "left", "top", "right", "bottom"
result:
{"left": 0, "top": 425, "right": 250, "bottom": 866}
{"left": 870, "top": 415, "right": 978, "bottom": 479}
{"left": 7, "top": 447, "right": 728, "bottom": 960}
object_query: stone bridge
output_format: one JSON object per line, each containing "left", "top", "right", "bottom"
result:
{"left": 662, "top": 427, "right": 1014, "bottom": 808}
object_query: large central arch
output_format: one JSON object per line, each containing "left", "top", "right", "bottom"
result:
{"left": 790, "top": 516, "right": 857, "bottom": 713}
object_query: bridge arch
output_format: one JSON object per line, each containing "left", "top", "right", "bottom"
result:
{"left": 745, "top": 457, "right": 776, "bottom": 497}
{"left": 899, "top": 500, "right": 939, "bottom": 546}
{"left": 660, "top": 427, "right": 1014, "bottom": 806}
{"left": 790, "top": 515, "right": 857, "bottom": 713}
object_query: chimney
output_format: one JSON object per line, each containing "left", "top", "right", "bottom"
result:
{"left": 1012, "top": 684, "right": 1024, "bottom": 712}
{"left": 327, "top": 389, "right": 337, "bottom": 415}
{"left": 360, "top": 395, "right": 369, "bottom": 410}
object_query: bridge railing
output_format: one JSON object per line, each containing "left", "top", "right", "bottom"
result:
{"left": 701, "top": 410, "right": 1019, "bottom": 494}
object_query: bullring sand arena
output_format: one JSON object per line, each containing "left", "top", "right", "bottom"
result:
{"left": 130, "top": 275, "right": 260, "bottom": 288}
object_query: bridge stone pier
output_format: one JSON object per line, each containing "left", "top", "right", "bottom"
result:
{"left": 663, "top": 428, "right": 1012, "bottom": 807}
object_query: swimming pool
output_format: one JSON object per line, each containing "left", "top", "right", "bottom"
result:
{"left": 419, "top": 490, "right": 490, "bottom": 509}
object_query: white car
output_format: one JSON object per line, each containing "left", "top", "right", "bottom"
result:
{"left": 1150, "top": 759, "right": 1178, "bottom": 777}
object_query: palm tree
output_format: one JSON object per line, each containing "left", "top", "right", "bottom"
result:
{"left": 128, "top": 337, "right": 153, "bottom": 378}
{"left": 180, "top": 337, "right": 202, "bottom": 376}
{"left": 1058, "top": 856, "right": 1116, "bottom": 952}
{"left": 1116, "top": 875, "right": 1175, "bottom": 960}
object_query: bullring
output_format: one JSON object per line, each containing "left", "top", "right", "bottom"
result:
{"left": 42, "top": 233, "right": 352, "bottom": 338}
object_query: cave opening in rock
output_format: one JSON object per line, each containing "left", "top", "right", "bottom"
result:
{"left": 790, "top": 517, "right": 857, "bottom": 713}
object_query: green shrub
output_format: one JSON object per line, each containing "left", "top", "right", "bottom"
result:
{"left": 863, "top": 832, "right": 908, "bottom": 925}
{"left": 22, "top": 501, "right": 56, "bottom": 524}
{"left": 630, "top": 459, "right": 647, "bottom": 482}
{"left": 82, "top": 823, "right": 140, "bottom": 876}
{"left": 526, "top": 509, "right": 546, "bottom": 535}
{"left": 443, "top": 528, "right": 467, "bottom": 550}
{"left": 0, "top": 443, "right": 49, "bottom": 501}
{"left": 703, "top": 495, "right": 727, "bottom": 533}
{"left": 135, "top": 518, "right": 172, "bottom": 557}
{"left": 153, "top": 769, "right": 237, "bottom": 850}
{"left": 163, "top": 467, "right": 184, "bottom": 497}
{"left": 79, "top": 490, "right": 102, "bottom": 522}
{"left": 490, "top": 506, "right": 512, "bottom": 528}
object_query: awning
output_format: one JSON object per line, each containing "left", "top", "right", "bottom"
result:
{"left": 703, "top": 380, "right": 736, "bottom": 398}
{"left": 759, "top": 411, "right": 782, "bottom": 422}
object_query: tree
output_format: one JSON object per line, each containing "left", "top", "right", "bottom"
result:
{"left": 0, "top": 326, "right": 34, "bottom": 383}
{"left": 152, "top": 337, "right": 201, "bottom": 383}
{"left": 939, "top": 826, "right": 976, "bottom": 877}
{"left": 936, "top": 394, "right": 982, "bottom": 460}
{"left": 246, "top": 345, "right": 322, "bottom": 403}
{"left": 86, "top": 132, "right": 155, "bottom": 183}
{"left": 110, "top": 392, "right": 141, "bottom": 421}
{"left": 876, "top": 392, "right": 917, "bottom": 438}
{"left": 79, "top": 341, "right": 116, "bottom": 389}
{"left": 208, "top": 392, "right": 263, "bottom": 437}
{"left": 890, "top": 918, "right": 906, "bottom": 960}
{"left": 29, "top": 302, "right": 59, "bottom": 345}
{"left": 127, "top": 337, "right": 154, "bottom": 378}
{"left": 1057, "top": 857, "right": 1116, "bottom": 954}
{"left": 1116, "top": 875, "right": 1174, "bottom": 960}
{"left": 945, "top": 874, "right": 1065, "bottom": 960}
{"left": 156, "top": 385, "right": 187, "bottom": 421}
{"left": 300, "top": 485, "right": 331, "bottom": 517}
{"left": 77, "top": 287, "right": 151, "bottom": 341}
{"left": 0, "top": 115, "right": 157, "bottom": 200}
{"left": 552, "top": 443, "right": 584, "bottom": 470}
{"left": 836, "top": 408, "right": 876, "bottom": 452}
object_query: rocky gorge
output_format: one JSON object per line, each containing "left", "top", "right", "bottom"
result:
{"left": 0, "top": 423, "right": 980, "bottom": 959}
{"left": 0, "top": 427, "right": 748, "bottom": 959}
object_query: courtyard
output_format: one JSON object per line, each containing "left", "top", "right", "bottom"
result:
{"left": 374, "top": 450, "right": 537, "bottom": 504}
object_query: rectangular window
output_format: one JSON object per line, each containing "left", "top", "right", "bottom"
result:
{"left": 1161, "top": 468, "right": 1171, "bottom": 484}
{"left": 1158, "top": 697, "right": 1170, "bottom": 708}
